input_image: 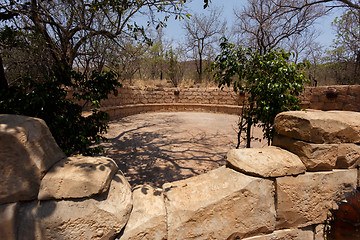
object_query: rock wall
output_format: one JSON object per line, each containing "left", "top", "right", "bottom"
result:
{"left": 300, "top": 85, "right": 360, "bottom": 111}
{"left": 0, "top": 115, "right": 132, "bottom": 240}
{"left": 78, "top": 85, "right": 360, "bottom": 119}
{"left": 94, "top": 87, "right": 244, "bottom": 118}
{"left": 100, "top": 87, "right": 242, "bottom": 107}
{"left": 1, "top": 110, "right": 360, "bottom": 239}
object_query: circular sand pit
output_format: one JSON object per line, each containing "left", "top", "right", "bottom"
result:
{"left": 98, "top": 112, "right": 265, "bottom": 187}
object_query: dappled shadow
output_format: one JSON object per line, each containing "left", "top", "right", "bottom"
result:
{"left": 0, "top": 115, "right": 57, "bottom": 240}
{"left": 96, "top": 112, "right": 245, "bottom": 187}
{"left": 45, "top": 156, "right": 116, "bottom": 174}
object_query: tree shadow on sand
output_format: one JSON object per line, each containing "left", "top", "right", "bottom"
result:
{"left": 97, "top": 114, "right": 238, "bottom": 188}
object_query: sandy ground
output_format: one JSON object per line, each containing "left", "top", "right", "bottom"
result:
{"left": 97, "top": 112, "right": 266, "bottom": 188}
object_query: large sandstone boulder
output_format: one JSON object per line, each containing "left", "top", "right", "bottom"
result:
{"left": 38, "top": 156, "right": 118, "bottom": 200}
{"left": 276, "top": 169, "right": 357, "bottom": 229}
{"left": 0, "top": 203, "right": 17, "bottom": 240}
{"left": 227, "top": 147, "right": 306, "bottom": 178}
{"left": 273, "top": 134, "right": 338, "bottom": 171}
{"left": 0, "top": 115, "right": 66, "bottom": 204}
{"left": 117, "top": 185, "right": 167, "bottom": 240}
{"left": 274, "top": 110, "right": 360, "bottom": 143}
{"left": 239, "top": 228, "right": 313, "bottom": 240}
{"left": 17, "top": 170, "right": 132, "bottom": 240}
{"left": 337, "top": 144, "right": 360, "bottom": 168}
{"left": 163, "top": 166, "right": 275, "bottom": 240}
{"left": 273, "top": 134, "right": 360, "bottom": 170}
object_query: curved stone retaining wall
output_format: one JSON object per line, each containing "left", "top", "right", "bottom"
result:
{"left": 80, "top": 85, "right": 360, "bottom": 119}
{"left": 1, "top": 110, "right": 360, "bottom": 239}
{"left": 300, "top": 85, "right": 360, "bottom": 111}
{"left": 82, "top": 87, "right": 243, "bottom": 119}
{"left": 102, "top": 103, "right": 242, "bottom": 119}
{"left": 101, "top": 87, "right": 242, "bottom": 106}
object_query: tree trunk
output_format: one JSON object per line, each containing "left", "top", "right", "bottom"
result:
{"left": 198, "top": 38, "right": 205, "bottom": 82}
{"left": 0, "top": 53, "right": 8, "bottom": 90}
{"left": 246, "top": 120, "right": 252, "bottom": 148}
{"left": 199, "top": 53, "right": 203, "bottom": 82}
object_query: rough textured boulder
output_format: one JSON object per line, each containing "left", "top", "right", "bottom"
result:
{"left": 240, "top": 228, "right": 313, "bottom": 240}
{"left": 117, "top": 185, "right": 167, "bottom": 240}
{"left": 336, "top": 144, "right": 360, "bottom": 168}
{"left": 0, "top": 203, "right": 17, "bottom": 240}
{"left": 17, "top": 170, "right": 132, "bottom": 240}
{"left": 276, "top": 169, "right": 357, "bottom": 229}
{"left": 163, "top": 166, "right": 275, "bottom": 240}
{"left": 274, "top": 110, "right": 360, "bottom": 143}
{"left": 227, "top": 147, "right": 306, "bottom": 177}
{"left": 273, "top": 134, "right": 360, "bottom": 170}
{"left": 38, "top": 156, "right": 118, "bottom": 200}
{"left": 273, "top": 134, "right": 338, "bottom": 171}
{"left": 314, "top": 224, "right": 326, "bottom": 240}
{"left": 0, "top": 114, "right": 66, "bottom": 204}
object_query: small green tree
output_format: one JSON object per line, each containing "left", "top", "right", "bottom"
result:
{"left": 325, "top": 9, "right": 360, "bottom": 84}
{"left": 0, "top": 69, "right": 121, "bottom": 156}
{"left": 211, "top": 38, "right": 309, "bottom": 148}
{"left": 165, "top": 47, "right": 181, "bottom": 87}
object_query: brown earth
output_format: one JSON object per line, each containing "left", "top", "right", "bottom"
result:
{"left": 97, "top": 112, "right": 265, "bottom": 188}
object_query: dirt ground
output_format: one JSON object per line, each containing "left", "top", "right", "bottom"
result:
{"left": 97, "top": 112, "right": 266, "bottom": 188}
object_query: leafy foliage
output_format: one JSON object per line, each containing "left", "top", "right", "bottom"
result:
{"left": 331, "top": 10, "right": 360, "bottom": 61}
{"left": 165, "top": 47, "right": 182, "bottom": 87}
{"left": 322, "top": 9, "right": 360, "bottom": 84}
{"left": 0, "top": 69, "right": 121, "bottom": 156}
{"left": 0, "top": 0, "right": 213, "bottom": 157}
{"left": 211, "top": 38, "right": 309, "bottom": 147}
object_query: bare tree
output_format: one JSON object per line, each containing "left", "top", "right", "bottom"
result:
{"left": 286, "top": 28, "right": 323, "bottom": 63}
{"left": 274, "top": 0, "right": 360, "bottom": 11}
{"left": 0, "top": 0, "right": 189, "bottom": 76}
{"left": 183, "top": 8, "right": 226, "bottom": 82}
{"left": 332, "top": 9, "right": 360, "bottom": 63}
{"left": 272, "top": 0, "right": 360, "bottom": 85}
{"left": 105, "top": 37, "right": 147, "bottom": 83}
{"left": 233, "top": 0, "right": 326, "bottom": 55}
{"left": 0, "top": 53, "right": 7, "bottom": 89}
{"left": 146, "top": 28, "right": 172, "bottom": 80}
{"left": 324, "top": 8, "right": 360, "bottom": 84}
{"left": 294, "top": 31, "right": 325, "bottom": 86}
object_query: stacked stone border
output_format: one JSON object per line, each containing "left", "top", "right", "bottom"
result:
{"left": 1, "top": 110, "right": 360, "bottom": 239}
{"left": 77, "top": 85, "right": 360, "bottom": 119}
{"left": 90, "top": 87, "right": 244, "bottom": 118}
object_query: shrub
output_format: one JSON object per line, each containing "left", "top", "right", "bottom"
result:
{"left": 0, "top": 68, "right": 121, "bottom": 156}
{"left": 211, "top": 38, "right": 309, "bottom": 147}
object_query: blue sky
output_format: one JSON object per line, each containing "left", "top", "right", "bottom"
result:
{"left": 161, "top": 0, "right": 342, "bottom": 50}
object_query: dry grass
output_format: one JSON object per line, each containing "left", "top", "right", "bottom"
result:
{"left": 121, "top": 78, "right": 218, "bottom": 89}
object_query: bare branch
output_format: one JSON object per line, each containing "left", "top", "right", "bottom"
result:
{"left": 233, "top": 0, "right": 325, "bottom": 55}
{"left": 183, "top": 7, "right": 227, "bottom": 81}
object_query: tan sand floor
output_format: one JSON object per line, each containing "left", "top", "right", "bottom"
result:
{"left": 97, "top": 112, "right": 266, "bottom": 187}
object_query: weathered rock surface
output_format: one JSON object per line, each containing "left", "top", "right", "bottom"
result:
{"left": 227, "top": 147, "right": 306, "bottom": 177}
{"left": 273, "top": 134, "right": 360, "bottom": 170}
{"left": 276, "top": 169, "right": 357, "bottom": 229}
{"left": 0, "top": 114, "right": 65, "bottom": 204}
{"left": 336, "top": 144, "right": 360, "bottom": 168}
{"left": 117, "top": 185, "right": 167, "bottom": 240}
{"left": 314, "top": 224, "right": 326, "bottom": 240}
{"left": 239, "top": 228, "right": 313, "bottom": 240}
{"left": 274, "top": 110, "right": 360, "bottom": 143}
{"left": 38, "top": 156, "right": 118, "bottom": 200}
{"left": 163, "top": 166, "right": 275, "bottom": 240}
{"left": 17, "top": 170, "right": 132, "bottom": 240}
{"left": 273, "top": 134, "right": 338, "bottom": 171}
{"left": 0, "top": 203, "right": 17, "bottom": 240}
